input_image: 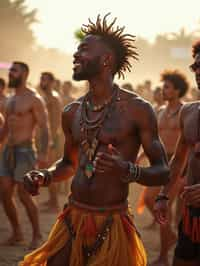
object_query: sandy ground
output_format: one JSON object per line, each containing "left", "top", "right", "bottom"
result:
{"left": 0, "top": 183, "right": 175, "bottom": 266}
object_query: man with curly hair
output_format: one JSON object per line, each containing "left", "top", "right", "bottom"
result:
{"left": 154, "top": 41, "right": 200, "bottom": 266}
{"left": 20, "top": 14, "right": 169, "bottom": 266}
{"left": 145, "top": 70, "right": 189, "bottom": 266}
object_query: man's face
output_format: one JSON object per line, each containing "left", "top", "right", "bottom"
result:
{"left": 40, "top": 74, "right": 52, "bottom": 91}
{"left": 8, "top": 63, "right": 23, "bottom": 88}
{"left": 190, "top": 54, "right": 200, "bottom": 90}
{"left": 73, "top": 35, "right": 106, "bottom": 81}
{"left": 162, "top": 80, "right": 179, "bottom": 101}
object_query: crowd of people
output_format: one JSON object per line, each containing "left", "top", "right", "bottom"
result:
{"left": 0, "top": 14, "right": 200, "bottom": 266}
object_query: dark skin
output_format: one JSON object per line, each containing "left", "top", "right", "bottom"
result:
{"left": 25, "top": 35, "right": 169, "bottom": 204}
{"left": 154, "top": 53, "right": 200, "bottom": 266}
{"left": 24, "top": 34, "right": 169, "bottom": 264}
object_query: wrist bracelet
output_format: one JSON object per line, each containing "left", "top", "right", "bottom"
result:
{"left": 121, "top": 162, "right": 141, "bottom": 183}
{"left": 155, "top": 194, "right": 169, "bottom": 202}
{"left": 40, "top": 169, "right": 53, "bottom": 186}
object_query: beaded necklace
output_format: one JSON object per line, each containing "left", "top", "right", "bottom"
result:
{"left": 80, "top": 85, "right": 119, "bottom": 178}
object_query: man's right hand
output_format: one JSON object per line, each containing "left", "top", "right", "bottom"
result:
{"left": 23, "top": 170, "right": 45, "bottom": 196}
{"left": 154, "top": 199, "right": 169, "bottom": 225}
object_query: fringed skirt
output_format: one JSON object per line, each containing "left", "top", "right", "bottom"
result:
{"left": 19, "top": 198, "right": 147, "bottom": 266}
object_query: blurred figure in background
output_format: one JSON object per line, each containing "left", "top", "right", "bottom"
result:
{"left": 122, "top": 82, "right": 134, "bottom": 92}
{"left": 40, "top": 72, "right": 63, "bottom": 213}
{"left": 154, "top": 41, "right": 200, "bottom": 266}
{"left": 137, "top": 70, "right": 189, "bottom": 266}
{"left": 53, "top": 79, "right": 62, "bottom": 95}
{"left": 0, "top": 78, "right": 8, "bottom": 116}
{"left": 61, "top": 80, "right": 75, "bottom": 106}
{"left": 153, "top": 86, "right": 165, "bottom": 114}
{"left": 0, "top": 62, "right": 49, "bottom": 248}
{"left": 143, "top": 79, "right": 153, "bottom": 103}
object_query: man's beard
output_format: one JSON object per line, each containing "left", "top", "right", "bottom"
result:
{"left": 73, "top": 57, "right": 101, "bottom": 81}
{"left": 8, "top": 77, "right": 22, "bottom": 88}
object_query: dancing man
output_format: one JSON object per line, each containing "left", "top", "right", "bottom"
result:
{"left": 20, "top": 14, "right": 169, "bottom": 266}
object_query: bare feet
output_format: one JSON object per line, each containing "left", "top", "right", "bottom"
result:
{"left": 0, "top": 234, "right": 25, "bottom": 246}
{"left": 28, "top": 234, "right": 43, "bottom": 250}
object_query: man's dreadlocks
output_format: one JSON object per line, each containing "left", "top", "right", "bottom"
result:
{"left": 81, "top": 13, "right": 138, "bottom": 79}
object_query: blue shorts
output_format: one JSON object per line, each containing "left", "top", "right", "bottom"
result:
{"left": 0, "top": 144, "right": 36, "bottom": 182}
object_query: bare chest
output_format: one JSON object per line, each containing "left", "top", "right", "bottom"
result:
{"left": 183, "top": 108, "right": 200, "bottom": 145}
{"left": 158, "top": 110, "right": 180, "bottom": 132}
{"left": 7, "top": 96, "right": 32, "bottom": 117}
{"left": 71, "top": 103, "right": 135, "bottom": 147}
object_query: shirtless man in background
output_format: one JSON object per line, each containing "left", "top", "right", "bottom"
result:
{"left": 61, "top": 81, "right": 75, "bottom": 106}
{"left": 153, "top": 86, "right": 165, "bottom": 114}
{"left": 0, "top": 78, "right": 8, "bottom": 116}
{"left": 138, "top": 70, "right": 189, "bottom": 266}
{"left": 0, "top": 62, "right": 49, "bottom": 248}
{"left": 154, "top": 40, "right": 200, "bottom": 266}
{"left": 40, "top": 72, "right": 63, "bottom": 212}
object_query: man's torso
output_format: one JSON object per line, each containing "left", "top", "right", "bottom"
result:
{"left": 6, "top": 89, "right": 37, "bottom": 145}
{"left": 182, "top": 102, "right": 200, "bottom": 185}
{"left": 68, "top": 89, "right": 148, "bottom": 206}
{"left": 158, "top": 104, "right": 182, "bottom": 156}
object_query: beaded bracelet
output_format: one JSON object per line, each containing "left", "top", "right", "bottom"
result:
{"left": 120, "top": 162, "right": 141, "bottom": 183}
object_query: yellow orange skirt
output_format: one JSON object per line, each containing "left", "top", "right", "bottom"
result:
{"left": 19, "top": 201, "right": 147, "bottom": 266}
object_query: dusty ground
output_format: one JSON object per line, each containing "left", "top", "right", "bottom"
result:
{"left": 0, "top": 184, "right": 175, "bottom": 266}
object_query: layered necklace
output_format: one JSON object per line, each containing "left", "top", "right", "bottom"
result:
{"left": 80, "top": 85, "right": 119, "bottom": 179}
{"left": 165, "top": 103, "right": 182, "bottom": 119}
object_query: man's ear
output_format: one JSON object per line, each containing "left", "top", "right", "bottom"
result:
{"left": 102, "top": 52, "right": 114, "bottom": 69}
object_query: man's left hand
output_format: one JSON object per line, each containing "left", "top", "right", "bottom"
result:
{"left": 93, "top": 144, "right": 129, "bottom": 179}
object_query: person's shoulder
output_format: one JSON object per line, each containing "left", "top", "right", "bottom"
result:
{"left": 119, "top": 87, "right": 148, "bottom": 104}
{"left": 157, "top": 105, "right": 166, "bottom": 113}
{"left": 62, "top": 97, "right": 83, "bottom": 118}
{"left": 119, "top": 88, "right": 155, "bottom": 121}
{"left": 120, "top": 88, "right": 154, "bottom": 112}
{"left": 180, "top": 101, "right": 199, "bottom": 115}
{"left": 62, "top": 97, "right": 83, "bottom": 128}
{"left": 63, "top": 97, "right": 83, "bottom": 112}
{"left": 30, "top": 88, "right": 45, "bottom": 105}
{"left": 51, "top": 90, "right": 62, "bottom": 100}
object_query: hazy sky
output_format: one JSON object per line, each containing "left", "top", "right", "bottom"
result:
{"left": 26, "top": 0, "right": 200, "bottom": 54}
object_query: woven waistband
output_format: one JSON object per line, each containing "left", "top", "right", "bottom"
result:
{"left": 68, "top": 196, "right": 128, "bottom": 213}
